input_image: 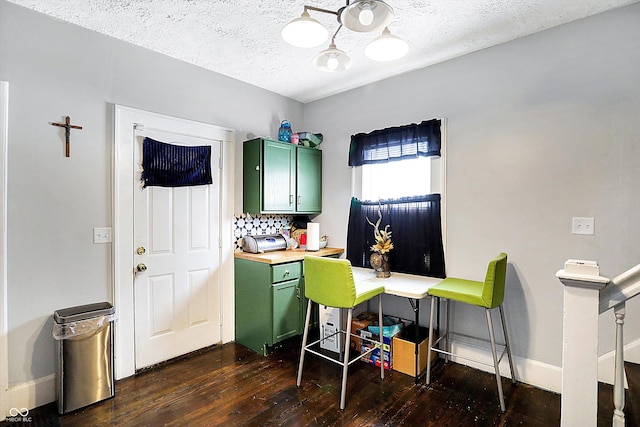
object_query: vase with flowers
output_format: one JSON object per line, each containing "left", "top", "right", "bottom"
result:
{"left": 366, "top": 206, "right": 393, "bottom": 278}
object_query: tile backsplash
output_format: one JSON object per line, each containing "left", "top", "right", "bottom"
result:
{"left": 233, "top": 213, "right": 292, "bottom": 251}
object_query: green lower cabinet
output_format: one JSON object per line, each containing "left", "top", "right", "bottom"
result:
{"left": 234, "top": 258, "right": 305, "bottom": 355}
{"left": 272, "top": 280, "right": 301, "bottom": 343}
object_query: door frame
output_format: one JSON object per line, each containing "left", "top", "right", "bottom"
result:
{"left": 1, "top": 81, "right": 9, "bottom": 419}
{"left": 113, "top": 105, "right": 235, "bottom": 379}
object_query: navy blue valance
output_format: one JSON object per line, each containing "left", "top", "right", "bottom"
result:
{"left": 348, "top": 118, "right": 441, "bottom": 166}
{"left": 141, "top": 137, "right": 212, "bottom": 188}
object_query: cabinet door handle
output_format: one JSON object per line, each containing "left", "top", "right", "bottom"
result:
{"left": 296, "top": 287, "right": 301, "bottom": 299}
{"left": 289, "top": 195, "right": 293, "bottom": 205}
{"left": 298, "top": 195, "right": 301, "bottom": 205}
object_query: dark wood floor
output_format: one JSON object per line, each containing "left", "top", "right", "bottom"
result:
{"left": 3, "top": 337, "right": 634, "bottom": 427}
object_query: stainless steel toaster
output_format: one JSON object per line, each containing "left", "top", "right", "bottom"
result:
{"left": 242, "top": 234, "right": 287, "bottom": 253}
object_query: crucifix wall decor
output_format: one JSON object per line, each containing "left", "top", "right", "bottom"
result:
{"left": 50, "top": 116, "right": 82, "bottom": 157}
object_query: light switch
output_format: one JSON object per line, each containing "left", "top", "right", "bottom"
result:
{"left": 572, "top": 217, "right": 595, "bottom": 235}
{"left": 93, "top": 227, "right": 112, "bottom": 243}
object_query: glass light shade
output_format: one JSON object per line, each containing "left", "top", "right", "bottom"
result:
{"left": 364, "top": 27, "right": 409, "bottom": 61}
{"left": 340, "top": 0, "right": 393, "bottom": 33}
{"left": 313, "top": 44, "right": 352, "bottom": 72}
{"left": 281, "top": 11, "right": 328, "bottom": 48}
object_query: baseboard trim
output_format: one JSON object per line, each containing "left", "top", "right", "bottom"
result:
{"left": 445, "top": 339, "right": 562, "bottom": 393}
{"left": 6, "top": 374, "right": 55, "bottom": 415}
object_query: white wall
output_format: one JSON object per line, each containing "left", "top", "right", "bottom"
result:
{"left": 0, "top": 0, "right": 302, "bottom": 389}
{"left": 304, "top": 3, "right": 640, "bottom": 372}
{"left": 2, "top": 0, "right": 639, "bottom": 406}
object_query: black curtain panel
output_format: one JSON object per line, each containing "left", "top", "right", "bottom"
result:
{"left": 348, "top": 118, "right": 441, "bottom": 166}
{"left": 346, "top": 195, "right": 446, "bottom": 278}
{"left": 141, "top": 137, "right": 212, "bottom": 188}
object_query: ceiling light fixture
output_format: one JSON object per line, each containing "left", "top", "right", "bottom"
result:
{"left": 281, "top": 1, "right": 407, "bottom": 71}
{"left": 281, "top": 10, "right": 329, "bottom": 48}
{"left": 340, "top": 0, "right": 393, "bottom": 32}
{"left": 313, "top": 26, "right": 352, "bottom": 72}
{"left": 365, "top": 27, "right": 409, "bottom": 61}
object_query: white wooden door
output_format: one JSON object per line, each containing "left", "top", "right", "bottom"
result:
{"left": 133, "top": 127, "right": 221, "bottom": 369}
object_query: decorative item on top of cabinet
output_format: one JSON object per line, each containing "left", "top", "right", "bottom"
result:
{"left": 243, "top": 138, "right": 322, "bottom": 214}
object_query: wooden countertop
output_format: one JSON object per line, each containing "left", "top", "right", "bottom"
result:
{"left": 234, "top": 247, "right": 344, "bottom": 264}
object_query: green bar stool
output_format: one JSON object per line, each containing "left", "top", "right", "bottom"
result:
{"left": 297, "top": 256, "right": 386, "bottom": 410}
{"left": 426, "top": 252, "right": 516, "bottom": 411}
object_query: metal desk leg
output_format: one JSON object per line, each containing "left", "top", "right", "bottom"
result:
{"left": 408, "top": 298, "right": 419, "bottom": 383}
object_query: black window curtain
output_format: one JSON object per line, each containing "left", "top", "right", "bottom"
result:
{"left": 348, "top": 118, "right": 441, "bottom": 166}
{"left": 346, "top": 195, "right": 446, "bottom": 278}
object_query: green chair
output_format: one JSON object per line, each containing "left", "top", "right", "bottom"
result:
{"left": 426, "top": 252, "right": 516, "bottom": 411}
{"left": 297, "top": 256, "right": 385, "bottom": 410}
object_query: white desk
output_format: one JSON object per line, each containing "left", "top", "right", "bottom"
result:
{"left": 352, "top": 267, "right": 441, "bottom": 299}
{"left": 351, "top": 267, "right": 443, "bottom": 381}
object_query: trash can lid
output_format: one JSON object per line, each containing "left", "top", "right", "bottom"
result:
{"left": 54, "top": 302, "right": 114, "bottom": 323}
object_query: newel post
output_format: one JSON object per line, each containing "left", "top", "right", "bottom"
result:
{"left": 556, "top": 260, "right": 610, "bottom": 427}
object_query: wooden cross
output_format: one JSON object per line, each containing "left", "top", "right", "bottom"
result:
{"left": 51, "top": 116, "right": 83, "bottom": 157}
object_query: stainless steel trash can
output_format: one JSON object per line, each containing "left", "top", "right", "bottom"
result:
{"left": 53, "top": 302, "right": 115, "bottom": 414}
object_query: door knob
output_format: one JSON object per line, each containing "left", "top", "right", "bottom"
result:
{"left": 136, "top": 263, "right": 147, "bottom": 273}
{"left": 136, "top": 246, "right": 146, "bottom": 255}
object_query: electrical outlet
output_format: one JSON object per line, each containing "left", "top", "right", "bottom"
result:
{"left": 572, "top": 217, "right": 595, "bottom": 235}
{"left": 93, "top": 227, "right": 112, "bottom": 244}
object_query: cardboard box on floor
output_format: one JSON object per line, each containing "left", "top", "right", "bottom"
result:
{"left": 392, "top": 324, "right": 438, "bottom": 377}
{"left": 353, "top": 312, "right": 407, "bottom": 371}
{"left": 359, "top": 330, "right": 395, "bottom": 371}
{"left": 349, "top": 311, "right": 377, "bottom": 353}
{"left": 319, "top": 305, "right": 344, "bottom": 353}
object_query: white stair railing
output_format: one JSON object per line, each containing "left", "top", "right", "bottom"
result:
{"left": 600, "top": 263, "right": 640, "bottom": 313}
{"left": 558, "top": 261, "right": 640, "bottom": 427}
{"left": 600, "top": 263, "right": 640, "bottom": 427}
{"left": 612, "top": 303, "right": 625, "bottom": 427}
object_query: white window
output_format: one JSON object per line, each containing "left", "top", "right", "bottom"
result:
{"left": 361, "top": 156, "right": 431, "bottom": 201}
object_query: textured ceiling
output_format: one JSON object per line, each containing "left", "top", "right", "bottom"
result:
{"left": 8, "top": 0, "right": 638, "bottom": 103}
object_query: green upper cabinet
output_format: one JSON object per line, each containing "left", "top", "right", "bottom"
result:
{"left": 243, "top": 138, "right": 322, "bottom": 214}
{"left": 263, "top": 139, "right": 295, "bottom": 213}
{"left": 296, "top": 147, "right": 322, "bottom": 213}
